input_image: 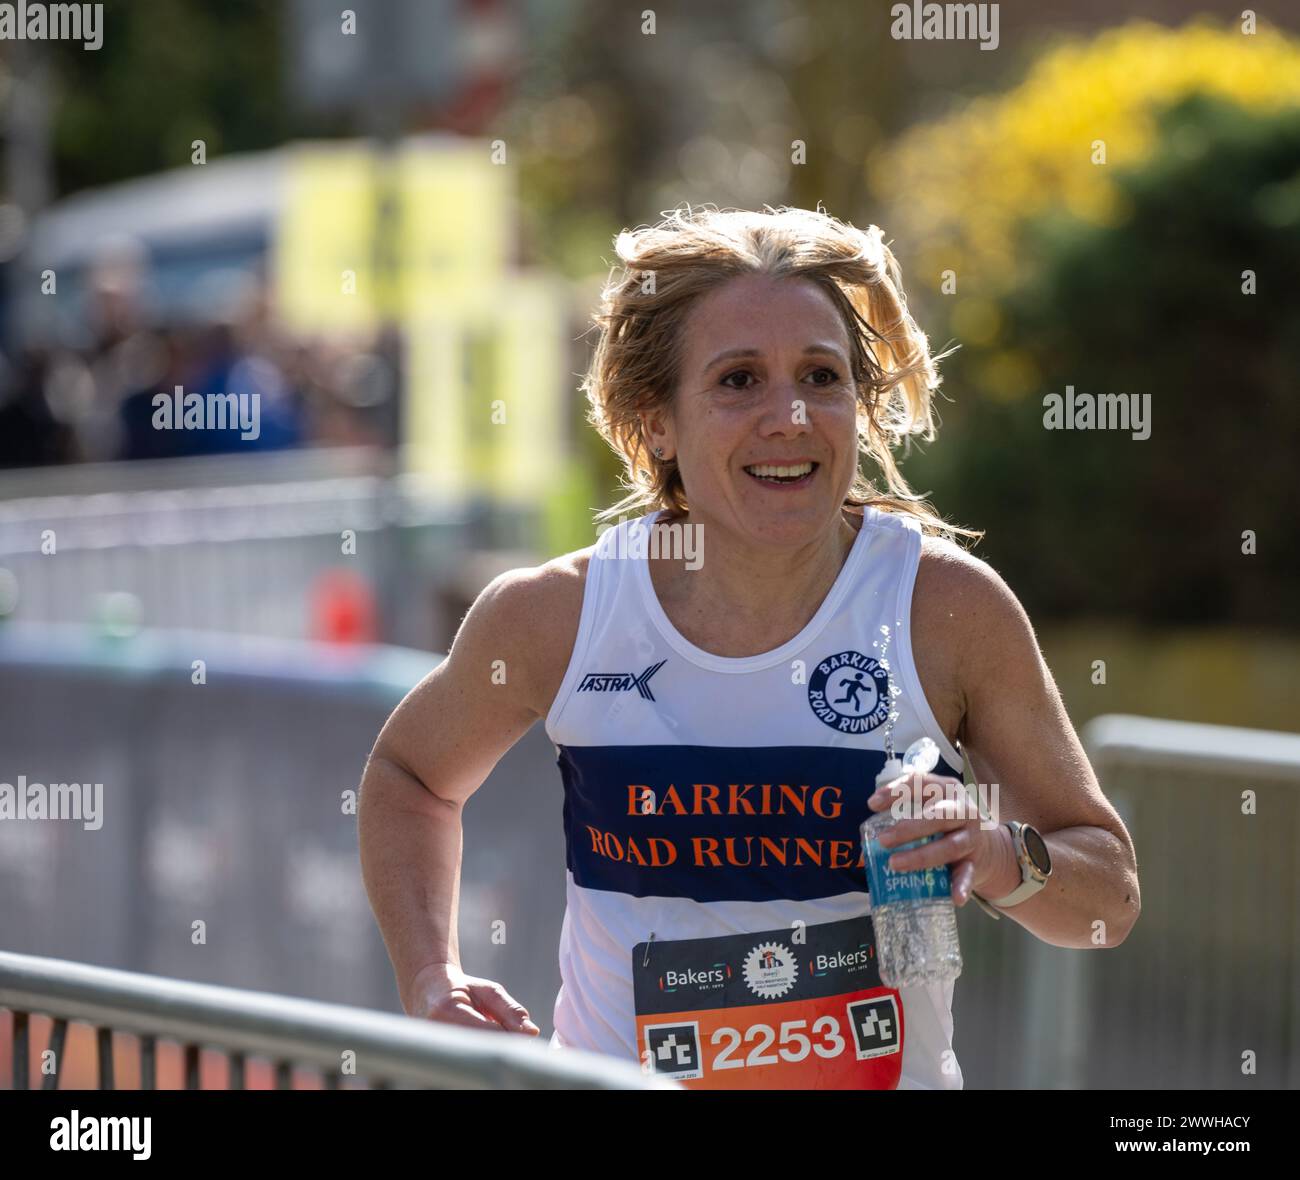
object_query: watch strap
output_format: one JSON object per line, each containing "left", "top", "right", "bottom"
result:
{"left": 988, "top": 876, "right": 1047, "bottom": 907}
{"left": 971, "top": 821, "right": 1049, "bottom": 917}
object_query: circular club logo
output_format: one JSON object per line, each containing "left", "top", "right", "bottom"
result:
{"left": 808, "top": 650, "right": 891, "bottom": 734}
{"left": 743, "top": 941, "right": 798, "bottom": 1000}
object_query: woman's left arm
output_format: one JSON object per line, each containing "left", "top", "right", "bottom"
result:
{"left": 882, "top": 542, "right": 1141, "bottom": 950}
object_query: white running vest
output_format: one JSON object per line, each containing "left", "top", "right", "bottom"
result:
{"left": 544, "top": 506, "right": 965, "bottom": 1089}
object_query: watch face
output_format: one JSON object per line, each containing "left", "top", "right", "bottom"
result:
{"left": 1023, "top": 826, "right": 1051, "bottom": 875}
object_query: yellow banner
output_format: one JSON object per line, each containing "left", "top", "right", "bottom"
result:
{"left": 397, "top": 138, "right": 510, "bottom": 315}
{"left": 273, "top": 137, "right": 510, "bottom": 333}
{"left": 272, "top": 142, "right": 381, "bottom": 335}
{"left": 275, "top": 138, "right": 572, "bottom": 516}
{"left": 403, "top": 272, "right": 567, "bottom": 503}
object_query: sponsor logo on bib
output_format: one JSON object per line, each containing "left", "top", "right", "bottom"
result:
{"left": 742, "top": 940, "right": 799, "bottom": 999}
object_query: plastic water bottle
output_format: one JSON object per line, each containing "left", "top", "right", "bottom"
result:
{"left": 861, "top": 737, "right": 963, "bottom": 987}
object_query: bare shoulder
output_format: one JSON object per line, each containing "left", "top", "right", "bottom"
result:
{"left": 911, "top": 534, "right": 1037, "bottom": 749}
{"left": 915, "top": 535, "right": 1028, "bottom": 625}
{"left": 461, "top": 545, "right": 594, "bottom": 720}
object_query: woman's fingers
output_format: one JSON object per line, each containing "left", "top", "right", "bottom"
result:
{"left": 886, "top": 824, "right": 974, "bottom": 872}
{"left": 466, "top": 979, "right": 541, "bottom": 1035}
{"left": 868, "top": 772, "right": 983, "bottom": 904}
{"left": 425, "top": 990, "right": 504, "bottom": 1030}
{"left": 951, "top": 859, "right": 976, "bottom": 904}
{"left": 870, "top": 773, "right": 971, "bottom": 819}
{"left": 877, "top": 800, "right": 970, "bottom": 851}
{"left": 408, "top": 966, "right": 539, "bottom": 1034}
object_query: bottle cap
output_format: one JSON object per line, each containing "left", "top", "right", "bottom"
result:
{"left": 875, "top": 758, "right": 904, "bottom": 788}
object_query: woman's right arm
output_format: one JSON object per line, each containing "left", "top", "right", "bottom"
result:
{"left": 358, "top": 565, "right": 561, "bottom": 1034}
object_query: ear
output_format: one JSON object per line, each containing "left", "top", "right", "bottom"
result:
{"left": 639, "top": 407, "right": 676, "bottom": 461}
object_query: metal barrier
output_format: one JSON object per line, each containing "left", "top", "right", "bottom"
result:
{"left": 1084, "top": 714, "right": 1300, "bottom": 780}
{"left": 1074, "top": 714, "right": 1300, "bottom": 1089}
{"left": 0, "top": 950, "right": 675, "bottom": 1090}
{"left": 0, "top": 449, "right": 540, "bottom": 651}
{"left": 0, "top": 623, "right": 570, "bottom": 1043}
{"left": 949, "top": 713, "right": 1300, "bottom": 1089}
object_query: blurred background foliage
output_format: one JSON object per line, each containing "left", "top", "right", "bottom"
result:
{"left": 869, "top": 19, "right": 1300, "bottom": 291}
{"left": 864, "top": 21, "right": 1300, "bottom": 627}
{"left": 44, "top": 0, "right": 290, "bottom": 192}
{"left": 903, "top": 92, "right": 1300, "bottom": 629}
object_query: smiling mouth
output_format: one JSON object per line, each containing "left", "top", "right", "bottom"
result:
{"left": 743, "top": 461, "right": 819, "bottom": 486}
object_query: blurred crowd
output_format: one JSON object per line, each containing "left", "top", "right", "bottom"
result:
{"left": 0, "top": 242, "right": 398, "bottom": 469}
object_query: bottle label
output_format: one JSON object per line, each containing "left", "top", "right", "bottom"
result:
{"left": 862, "top": 831, "right": 953, "bottom": 903}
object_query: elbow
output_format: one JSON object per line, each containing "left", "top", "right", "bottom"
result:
{"left": 360, "top": 749, "right": 458, "bottom": 817}
{"left": 1107, "top": 876, "right": 1141, "bottom": 947}
{"left": 1096, "top": 828, "right": 1140, "bottom": 947}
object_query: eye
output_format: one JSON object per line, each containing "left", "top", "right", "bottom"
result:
{"left": 719, "top": 369, "right": 756, "bottom": 390}
{"left": 806, "top": 367, "right": 841, "bottom": 386}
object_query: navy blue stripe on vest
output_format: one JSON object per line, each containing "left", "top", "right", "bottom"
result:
{"left": 555, "top": 743, "right": 961, "bottom": 904}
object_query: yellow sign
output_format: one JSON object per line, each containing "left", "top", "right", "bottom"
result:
{"left": 272, "top": 142, "right": 382, "bottom": 335}
{"left": 272, "top": 136, "right": 510, "bottom": 333}
{"left": 275, "top": 137, "right": 570, "bottom": 512}
{"left": 397, "top": 138, "right": 510, "bottom": 315}
{"left": 403, "top": 272, "right": 567, "bottom": 503}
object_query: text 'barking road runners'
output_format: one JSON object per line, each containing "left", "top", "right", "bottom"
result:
{"left": 545, "top": 507, "right": 965, "bottom": 1088}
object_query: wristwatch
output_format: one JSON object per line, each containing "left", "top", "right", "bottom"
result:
{"left": 971, "top": 821, "right": 1051, "bottom": 920}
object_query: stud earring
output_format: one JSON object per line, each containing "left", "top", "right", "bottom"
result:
{"left": 653, "top": 447, "right": 665, "bottom": 459}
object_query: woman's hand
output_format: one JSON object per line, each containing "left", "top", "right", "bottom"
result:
{"left": 867, "top": 772, "right": 1012, "bottom": 906}
{"left": 403, "top": 961, "right": 541, "bottom": 1035}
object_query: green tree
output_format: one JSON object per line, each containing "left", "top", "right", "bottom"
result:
{"left": 904, "top": 94, "right": 1300, "bottom": 626}
{"left": 32, "top": 0, "right": 291, "bottom": 197}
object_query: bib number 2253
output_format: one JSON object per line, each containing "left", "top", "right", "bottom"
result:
{"left": 631, "top": 915, "right": 904, "bottom": 1089}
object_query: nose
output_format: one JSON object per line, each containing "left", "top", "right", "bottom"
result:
{"left": 754, "top": 375, "right": 813, "bottom": 438}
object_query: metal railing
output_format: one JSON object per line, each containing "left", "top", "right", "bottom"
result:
{"left": 0, "top": 950, "right": 677, "bottom": 1090}
{"left": 949, "top": 713, "right": 1300, "bottom": 1089}
{"left": 0, "top": 623, "right": 570, "bottom": 1032}
{"left": 1084, "top": 713, "right": 1300, "bottom": 781}
{"left": 0, "top": 449, "right": 541, "bottom": 651}
{"left": 1076, "top": 713, "right": 1300, "bottom": 1089}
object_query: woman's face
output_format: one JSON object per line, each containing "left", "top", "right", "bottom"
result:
{"left": 646, "top": 273, "right": 861, "bottom": 545}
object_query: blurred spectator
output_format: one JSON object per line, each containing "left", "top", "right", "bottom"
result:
{"left": 0, "top": 244, "right": 396, "bottom": 469}
{"left": 0, "top": 346, "right": 76, "bottom": 466}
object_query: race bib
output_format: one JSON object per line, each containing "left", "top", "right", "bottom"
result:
{"left": 632, "top": 915, "right": 904, "bottom": 1089}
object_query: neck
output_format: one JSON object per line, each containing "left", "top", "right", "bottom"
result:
{"left": 648, "top": 508, "right": 863, "bottom": 646}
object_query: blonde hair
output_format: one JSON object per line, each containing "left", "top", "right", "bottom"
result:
{"left": 582, "top": 203, "right": 979, "bottom": 542}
